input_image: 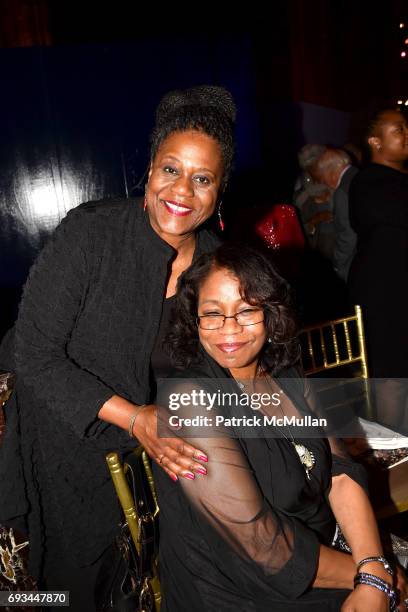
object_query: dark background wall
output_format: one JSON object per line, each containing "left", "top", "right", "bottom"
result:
{"left": 1, "top": 0, "right": 407, "bottom": 337}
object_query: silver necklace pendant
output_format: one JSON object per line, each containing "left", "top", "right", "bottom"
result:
{"left": 292, "top": 442, "right": 315, "bottom": 480}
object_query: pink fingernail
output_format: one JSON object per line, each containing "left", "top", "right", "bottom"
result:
{"left": 170, "top": 474, "right": 178, "bottom": 482}
{"left": 196, "top": 467, "right": 207, "bottom": 475}
{"left": 185, "top": 472, "right": 195, "bottom": 480}
{"left": 198, "top": 454, "right": 208, "bottom": 462}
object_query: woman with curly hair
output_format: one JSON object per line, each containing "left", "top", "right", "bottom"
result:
{"left": 155, "top": 244, "right": 407, "bottom": 611}
{"left": 0, "top": 85, "right": 235, "bottom": 610}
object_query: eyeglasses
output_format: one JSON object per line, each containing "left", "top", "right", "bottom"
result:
{"left": 197, "top": 308, "right": 264, "bottom": 330}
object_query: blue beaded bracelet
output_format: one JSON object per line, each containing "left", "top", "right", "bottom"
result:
{"left": 354, "top": 572, "right": 397, "bottom": 611}
{"left": 356, "top": 555, "right": 394, "bottom": 577}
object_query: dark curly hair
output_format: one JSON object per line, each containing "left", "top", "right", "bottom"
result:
{"left": 150, "top": 85, "right": 236, "bottom": 186}
{"left": 166, "top": 244, "right": 300, "bottom": 375}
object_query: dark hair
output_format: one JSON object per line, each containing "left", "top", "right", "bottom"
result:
{"left": 166, "top": 244, "right": 300, "bottom": 375}
{"left": 366, "top": 108, "right": 397, "bottom": 139}
{"left": 150, "top": 85, "right": 236, "bottom": 186}
{"left": 350, "top": 105, "right": 401, "bottom": 163}
{"left": 364, "top": 107, "right": 401, "bottom": 159}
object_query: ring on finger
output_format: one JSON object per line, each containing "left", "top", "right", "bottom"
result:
{"left": 158, "top": 454, "right": 165, "bottom": 465}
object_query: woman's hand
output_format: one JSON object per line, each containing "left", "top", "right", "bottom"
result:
{"left": 341, "top": 566, "right": 408, "bottom": 612}
{"left": 99, "top": 395, "right": 208, "bottom": 481}
{"left": 341, "top": 584, "right": 389, "bottom": 611}
{"left": 133, "top": 404, "right": 208, "bottom": 481}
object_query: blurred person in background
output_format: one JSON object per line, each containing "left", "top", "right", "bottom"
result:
{"left": 293, "top": 144, "right": 328, "bottom": 212}
{"left": 348, "top": 108, "right": 408, "bottom": 433}
{"left": 313, "top": 149, "right": 358, "bottom": 282}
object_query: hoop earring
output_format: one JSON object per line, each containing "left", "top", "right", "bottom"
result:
{"left": 143, "top": 197, "right": 147, "bottom": 211}
{"left": 217, "top": 201, "right": 225, "bottom": 231}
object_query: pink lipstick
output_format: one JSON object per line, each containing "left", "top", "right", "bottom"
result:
{"left": 215, "top": 343, "right": 247, "bottom": 353}
{"left": 162, "top": 200, "right": 193, "bottom": 217}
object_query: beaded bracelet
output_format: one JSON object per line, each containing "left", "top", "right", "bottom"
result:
{"left": 354, "top": 572, "right": 397, "bottom": 611}
{"left": 128, "top": 405, "right": 146, "bottom": 438}
{"left": 356, "top": 555, "right": 394, "bottom": 577}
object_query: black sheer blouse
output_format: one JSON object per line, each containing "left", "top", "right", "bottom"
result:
{"left": 154, "top": 355, "right": 366, "bottom": 611}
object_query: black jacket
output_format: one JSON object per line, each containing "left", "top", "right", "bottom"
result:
{"left": 332, "top": 165, "right": 358, "bottom": 282}
{"left": 348, "top": 163, "right": 408, "bottom": 376}
{"left": 0, "top": 197, "right": 220, "bottom": 576}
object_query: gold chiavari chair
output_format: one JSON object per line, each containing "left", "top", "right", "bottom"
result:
{"left": 0, "top": 372, "right": 38, "bottom": 592}
{"left": 299, "top": 305, "right": 372, "bottom": 419}
{"left": 105, "top": 447, "right": 161, "bottom": 611}
{"left": 300, "top": 307, "right": 408, "bottom": 518}
{"left": 0, "top": 372, "right": 15, "bottom": 444}
{"left": 300, "top": 305, "right": 368, "bottom": 378}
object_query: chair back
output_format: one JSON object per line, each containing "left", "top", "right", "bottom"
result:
{"left": 0, "top": 372, "right": 15, "bottom": 444}
{"left": 300, "top": 305, "right": 368, "bottom": 378}
{"left": 299, "top": 305, "right": 372, "bottom": 420}
{"left": 105, "top": 447, "right": 161, "bottom": 611}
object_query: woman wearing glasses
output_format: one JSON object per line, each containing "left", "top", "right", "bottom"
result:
{"left": 155, "top": 243, "right": 407, "bottom": 611}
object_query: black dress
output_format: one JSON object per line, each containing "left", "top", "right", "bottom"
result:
{"left": 154, "top": 354, "right": 366, "bottom": 611}
{"left": 0, "top": 199, "right": 220, "bottom": 610}
{"left": 348, "top": 163, "right": 408, "bottom": 377}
